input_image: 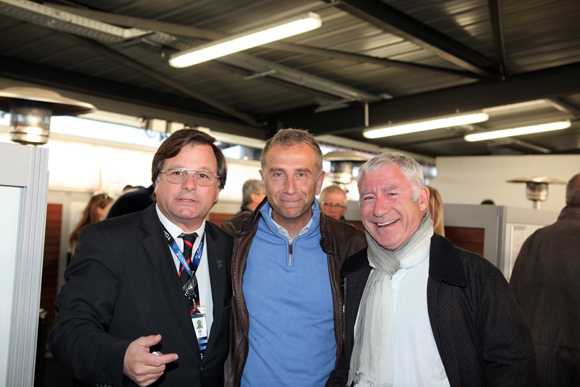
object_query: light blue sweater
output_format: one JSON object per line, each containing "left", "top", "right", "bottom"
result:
{"left": 241, "top": 201, "right": 336, "bottom": 387}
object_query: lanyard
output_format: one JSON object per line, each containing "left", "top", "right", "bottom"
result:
{"left": 162, "top": 226, "right": 205, "bottom": 278}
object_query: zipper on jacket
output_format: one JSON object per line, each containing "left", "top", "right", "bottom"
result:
{"left": 288, "top": 241, "right": 293, "bottom": 266}
{"left": 342, "top": 277, "right": 346, "bottom": 314}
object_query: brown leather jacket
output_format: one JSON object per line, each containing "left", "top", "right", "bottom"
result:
{"left": 220, "top": 199, "right": 367, "bottom": 387}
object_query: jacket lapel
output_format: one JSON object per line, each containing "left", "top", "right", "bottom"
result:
{"left": 202, "top": 222, "right": 228, "bottom": 360}
{"left": 140, "top": 205, "right": 200, "bottom": 352}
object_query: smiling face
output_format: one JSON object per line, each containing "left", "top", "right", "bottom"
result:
{"left": 154, "top": 144, "right": 220, "bottom": 232}
{"left": 359, "top": 164, "right": 429, "bottom": 250}
{"left": 260, "top": 142, "right": 325, "bottom": 234}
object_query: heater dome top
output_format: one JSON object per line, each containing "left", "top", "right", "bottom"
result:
{"left": 0, "top": 87, "right": 95, "bottom": 116}
{"left": 507, "top": 175, "right": 566, "bottom": 184}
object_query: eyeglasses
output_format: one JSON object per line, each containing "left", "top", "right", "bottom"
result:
{"left": 321, "top": 202, "right": 346, "bottom": 208}
{"left": 160, "top": 168, "right": 220, "bottom": 186}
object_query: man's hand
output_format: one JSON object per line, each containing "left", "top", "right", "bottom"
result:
{"left": 123, "top": 334, "right": 178, "bottom": 386}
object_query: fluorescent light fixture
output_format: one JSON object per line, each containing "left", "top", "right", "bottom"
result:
{"left": 363, "top": 112, "right": 489, "bottom": 139}
{"left": 464, "top": 120, "right": 571, "bottom": 142}
{"left": 169, "top": 12, "right": 322, "bottom": 68}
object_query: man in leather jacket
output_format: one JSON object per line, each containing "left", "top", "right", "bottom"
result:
{"left": 220, "top": 129, "right": 366, "bottom": 387}
{"left": 511, "top": 172, "right": 580, "bottom": 386}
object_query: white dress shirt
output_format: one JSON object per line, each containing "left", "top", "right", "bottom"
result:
{"left": 391, "top": 255, "right": 450, "bottom": 387}
{"left": 156, "top": 205, "right": 214, "bottom": 337}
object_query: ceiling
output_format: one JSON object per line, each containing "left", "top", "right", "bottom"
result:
{"left": 0, "top": 0, "right": 579, "bottom": 158}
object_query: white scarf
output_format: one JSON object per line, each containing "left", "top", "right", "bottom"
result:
{"left": 348, "top": 210, "right": 434, "bottom": 387}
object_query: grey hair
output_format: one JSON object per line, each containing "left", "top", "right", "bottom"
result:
{"left": 242, "top": 179, "right": 262, "bottom": 206}
{"left": 566, "top": 172, "right": 580, "bottom": 205}
{"left": 357, "top": 152, "right": 424, "bottom": 201}
{"left": 260, "top": 128, "right": 323, "bottom": 177}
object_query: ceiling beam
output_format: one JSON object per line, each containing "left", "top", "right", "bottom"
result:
{"left": 61, "top": 34, "right": 258, "bottom": 126}
{"left": 206, "top": 62, "right": 344, "bottom": 102}
{"left": 45, "top": 2, "right": 478, "bottom": 80}
{"left": 278, "top": 62, "right": 580, "bottom": 136}
{"left": 324, "top": 0, "right": 498, "bottom": 79}
{"left": 488, "top": 0, "right": 508, "bottom": 80}
{"left": 265, "top": 43, "right": 480, "bottom": 80}
{"left": 546, "top": 97, "right": 580, "bottom": 117}
{"left": 0, "top": 55, "right": 258, "bottom": 125}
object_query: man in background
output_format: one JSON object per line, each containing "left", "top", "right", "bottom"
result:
{"left": 236, "top": 179, "right": 265, "bottom": 215}
{"left": 328, "top": 152, "right": 537, "bottom": 387}
{"left": 49, "top": 129, "right": 233, "bottom": 387}
{"left": 511, "top": 172, "right": 580, "bottom": 386}
{"left": 107, "top": 185, "right": 154, "bottom": 218}
{"left": 319, "top": 185, "right": 348, "bottom": 221}
{"left": 221, "top": 129, "right": 366, "bottom": 387}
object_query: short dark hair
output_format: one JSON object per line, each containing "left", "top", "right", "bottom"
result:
{"left": 151, "top": 129, "right": 227, "bottom": 196}
{"left": 566, "top": 173, "right": 580, "bottom": 205}
{"left": 260, "top": 128, "right": 323, "bottom": 177}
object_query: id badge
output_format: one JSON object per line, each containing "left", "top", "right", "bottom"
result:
{"left": 191, "top": 306, "right": 208, "bottom": 357}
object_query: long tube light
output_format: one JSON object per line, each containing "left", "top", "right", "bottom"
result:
{"left": 464, "top": 120, "right": 571, "bottom": 142}
{"left": 169, "top": 12, "right": 322, "bottom": 68}
{"left": 363, "top": 112, "right": 489, "bottom": 139}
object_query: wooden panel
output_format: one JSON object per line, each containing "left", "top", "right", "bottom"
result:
{"left": 209, "top": 213, "right": 235, "bottom": 227}
{"left": 42, "top": 203, "right": 62, "bottom": 333}
{"left": 445, "top": 226, "right": 485, "bottom": 256}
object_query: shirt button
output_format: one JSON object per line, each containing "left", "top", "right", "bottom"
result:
{"left": 200, "top": 366, "right": 204, "bottom": 372}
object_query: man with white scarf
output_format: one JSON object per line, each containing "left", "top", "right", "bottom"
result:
{"left": 326, "top": 153, "right": 538, "bottom": 387}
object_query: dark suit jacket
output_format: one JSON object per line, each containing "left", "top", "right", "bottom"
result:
{"left": 48, "top": 204, "right": 233, "bottom": 387}
{"left": 327, "top": 233, "right": 538, "bottom": 387}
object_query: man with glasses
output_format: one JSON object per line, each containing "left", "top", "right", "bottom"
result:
{"left": 49, "top": 129, "right": 233, "bottom": 387}
{"left": 319, "top": 185, "right": 348, "bottom": 222}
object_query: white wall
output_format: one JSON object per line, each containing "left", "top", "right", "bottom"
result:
{"left": 434, "top": 154, "right": 580, "bottom": 212}
{"left": 0, "top": 186, "right": 21, "bottom": 387}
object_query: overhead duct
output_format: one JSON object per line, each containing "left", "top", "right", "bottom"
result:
{"left": 0, "top": 0, "right": 150, "bottom": 42}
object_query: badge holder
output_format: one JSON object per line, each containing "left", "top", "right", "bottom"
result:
{"left": 192, "top": 306, "right": 208, "bottom": 357}
{"left": 184, "top": 277, "right": 208, "bottom": 357}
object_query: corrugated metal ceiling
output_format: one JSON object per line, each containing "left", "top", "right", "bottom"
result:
{"left": 0, "top": 0, "right": 578, "bottom": 156}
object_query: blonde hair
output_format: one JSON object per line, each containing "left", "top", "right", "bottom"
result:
{"left": 427, "top": 186, "right": 445, "bottom": 236}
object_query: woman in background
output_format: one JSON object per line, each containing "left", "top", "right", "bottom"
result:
{"left": 69, "top": 193, "right": 113, "bottom": 254}
{"left": 427, "top": 186, "right": 445, "bottom": 236}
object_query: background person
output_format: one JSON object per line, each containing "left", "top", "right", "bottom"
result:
{"left": 328, "top": 152, "right": 537, "bottom": 387}
{"left": 107, "top": 185, "right": 154, "bottom": 219}
{"left": 49, "top": 129, "right": 234, "bottom": 387}
{"left": 236, "top": 179, "right": 265, "bottom": 215}
{"left": 510, "top": 172, "right": 580, "bottom": 386}
{"left": 221, "top": 129, "right": 366, "bottom": 387}
{"left": 426, "top": 185, "right": 445, "bottom": 236}
{"left": 68, "top": 193, "right": 113, "bottom": 254}
{"left": 319, "top": 185, "right": 348, "bottom": 221}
